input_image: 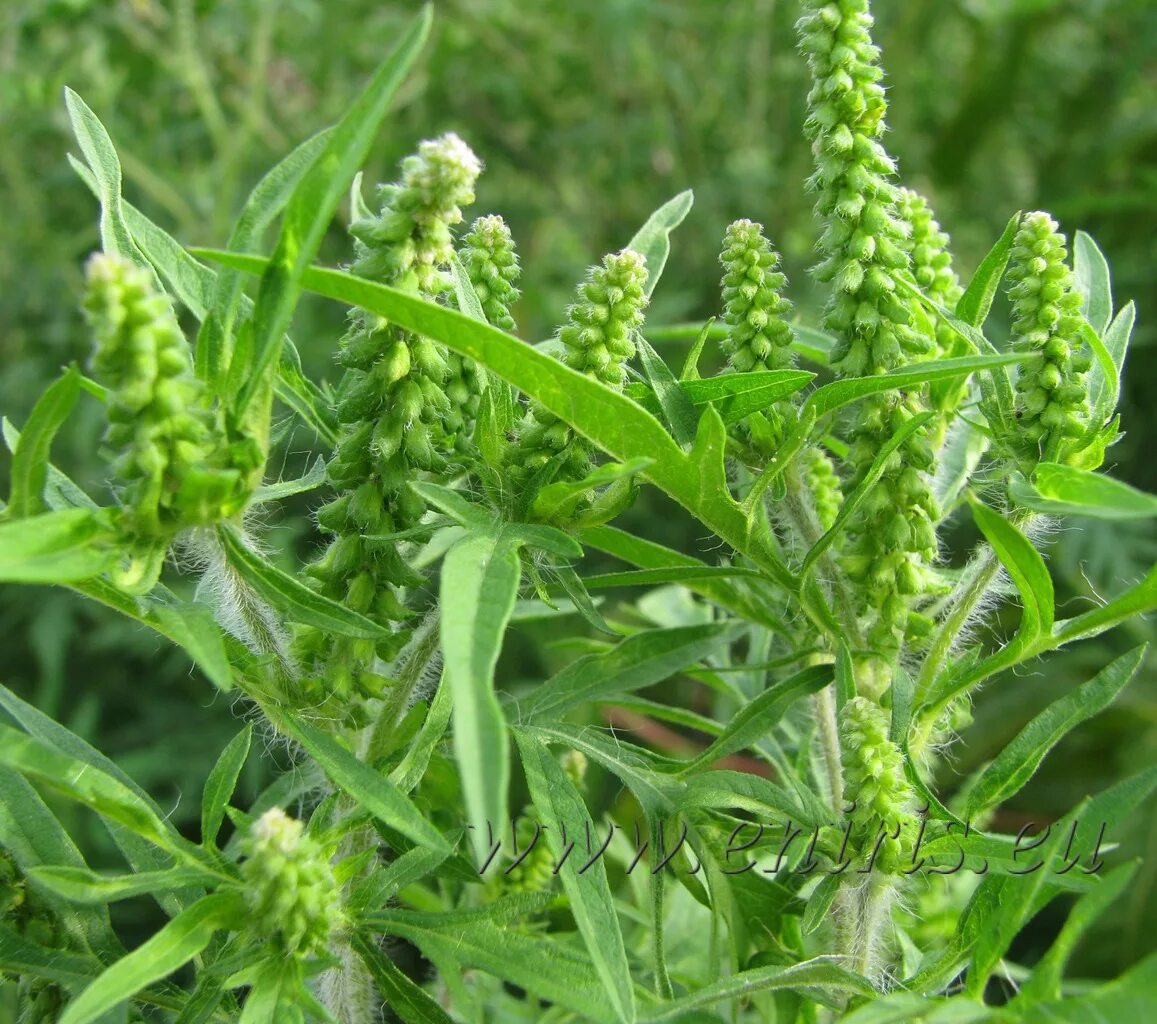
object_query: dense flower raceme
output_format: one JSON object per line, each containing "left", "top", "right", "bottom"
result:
{"left": 1005, "top": 211, "right": 1093, "bottom": 467}
{"left": 296, "top": 134, "right": 482, "bottom": 702}
{"left": 84, "top": 254, "right": 251, "bottom": 546}
{"left": 514, "top": 248, "right": 649, "bottom": 492}
{"left": 797, "top": 0, "right": 941, "bottom": 663}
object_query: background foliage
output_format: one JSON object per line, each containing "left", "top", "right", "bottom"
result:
{"left": 2, "top": 0, "right": 1154, "bottom": 987}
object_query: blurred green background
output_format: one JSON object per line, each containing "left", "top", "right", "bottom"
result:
{"left": 2, "top": 0, "right": 1155, "bottom": 982}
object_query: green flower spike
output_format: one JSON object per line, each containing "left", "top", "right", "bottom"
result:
{"left": 1005, "top": 211, "right": 1092, "bottom": 466}
{"left": 460, "top": 214, "right": 522, "bottom": 332}
{"left": 797, "top": 0, "right": 941, "bottom": 660}
{"left": 85, "top": 253, "right": 246, "bottom": 540}
{"left": 240, "top": 808, "right": 342, "bottom": 958}
{"left": 299, "top": 134, "right": 482, "bottom": 701}
{"left": 841, "top": 696, "right": 916, "bottom": 873}
{"left": 516, "top": 248, "right": 648, "bottom": 488}
{"left": 719, "top": 219, "right": 795, "bottom": 374}
{"left": 443, "top": 215, "right": 523, "bottom": 449}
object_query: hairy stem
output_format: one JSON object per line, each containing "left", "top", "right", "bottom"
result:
{"left": 814, "top": 685, "right": 845, "bottom": 814}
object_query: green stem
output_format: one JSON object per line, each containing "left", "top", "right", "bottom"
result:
{"left": 814, "top": 685, "right": 844, "bottom": 814}
{"left": 850, "top": 875, "right": 893, "bottom": 980}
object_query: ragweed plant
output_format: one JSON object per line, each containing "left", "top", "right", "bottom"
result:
{"left": 2, "top": 4, "right": 1156, "bottom": 1022}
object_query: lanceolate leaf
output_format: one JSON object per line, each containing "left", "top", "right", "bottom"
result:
{"left": 681, "top": 369, "right": 814, "bottom": 425}
{"left": 1009, "top": 463, "right": 1157, "bottom": 520}
{"left": 216, "top": 524, "right": 385, "bottom": 639}
{"left": 152, "top": 601, "right": 234, "bottom": 693}
{"left": 519, "top": 622, "right": 741, "bottom": 722}
{"left": 201, "top": 724, "right": 253, "bottom": 847}
{"left": 803, "top": 354, "right": 1022, "bottom": 419}
{"left": 64, "top": 88, "right": 145, "bottom": 266}
{"left": 0, "top": 724, "right": 196, "bottom": 861}
{"left": 59, "top": 891, "right": 242, "bottom": 1024}
{"left": 8, "top": 366, "right": 81, "bottom": 518}
{"left": 1073, "top": 229, "right": 1113, "bottom": 338}
{"left": 27, "top": 865, "right": 221, "bottom": 905}
{"left": 956, "top": 212, "right": 1020, "bottom": 328}
{"left": 967, "top": 646, "right": 1147, "bottom": 817}
{"left": 637, "top": 332, "right": 700, "bottom": 445}
{"left": 677, "top": 664, "right": 833, "bottom": 775}
{"left": 626, "top": 189, "right": 694, "bottom": 300}
{"left": 352, "top": 933, "right": 455, "bottom": 1024}
{"left": 0, "top": 508, "right": 119, "bottom": 584}
{"left": 440, "top": 531, "right": 521, "bottom": 865}
{"left": 639, "top": 957, "right": 874, "bottom": 1021}
{"left": 970, "top": 502, "right": 1054, "bottom": 637}
{"left": 273, "top": 711, "right": 449, "bottom": 852}
{"left": 231, "top": 5, "right": 432, "bottom": 417}
{"left": 515, "top": 729, "right": 637, "bottom": 1024}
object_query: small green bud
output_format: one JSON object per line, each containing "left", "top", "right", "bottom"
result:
{"left": 240, "top": 808, "right": 342, "bottom": 957}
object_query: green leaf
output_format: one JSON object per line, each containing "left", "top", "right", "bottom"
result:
{"left": 369, "top": 904, "right": 618, "bottom": 1024}
{"left": 970, "top": 502, "right": 1054, "bottom": 637}
{"left": 64, "top": 89, "right": 143, "bottom": 264}
{"left": 0, "top": 508, "right": 119, "bottom": 583}
{"left": 0, "top": 922, "right": 98, "bottom": 990}
{"left": 581, "top": 566, "right": 764, "bottom": 589}
{"left": 577, "top": 524, "right": 786, "bottom": 634}
{"left": 1009, "top": 463, "right": 1157, "bottom": 520}
{"left": 0, "top": 724, "right": 194, "bottom": 860}
{"left": 441, "top": 531, "right": 521, "bottom": 864}
{"left": 231, "top": 4, "right": 432, "bottom": 417}
{"left": 274, "top": 711, "right": 448, "bottom": 852}
{"left": 27, "top": 865, "right": 220, "bottom": 905}
{"left": 196, "top": 128, "right": 333, "bottom": 387}
{"left": 681, "top": 370, "right": 814, "bottom": 425}
{"left": 967, "top": 646, "right": 1146, "bottom": 817}
{"left": 152, "top": 601, "right": 233, "bottom": 693}
{"left": 532, "top": 457, "right": 653, "bottom": 525}
{"left": 1013, "top": 861, "right": 1138, "bottom": 1005}
{"left": 515, "top": 729, "right": 637, "bottom": 1023}
{"left": 201, "top": 724, "right": 252, "bottom": 847}
{"left": 251, "top": 455, "right": 327, "bottom": 505}
{"left": 216, "top": 524, "right": 385, "bottom": 638}
{"left": 791, "top": 323, "right": 837, "bottom": 366}
{"left": 352, "top": 933, "right": 454, "bottom": 1024}
{"left": 59, "top": 891, "right": 241, "bottom": 1024}
{"left": 637, "top": 332, "right": 700, "bottom": 445}
{"left": 1004, "top": 951, "right": 1157, "bottom": 1024}
{"left": 1090, "top": 300, "right": 1135, "bottom": 419}
{"left": 0, "top": 768, "right": 121, "bottom": 958}
{"left": 1073, "top": 230, "right": 1113, "bottom": 338}
{"left": 196, "top": 253, "right": 795, "bottom": 592}
{"left": 8, "top": 366, "right": 81, "bottom": 518}
{"left": 803, "top": 874, "right": 841, "bottom": 934}
{"left": 680, "top": 317, "right": 715, "bottom": 380}
{"left": 519, "top": 623, "right": 741, "bottom": 722}
{"left": 803, "top": 354, "right": 1023, "bottom": 419}
{"left": 625, "top": 189, "right": 694, "bottom": 300}
{"left": 638, "top": 957, "right": 873, "bottom": 1021}
{"left": 677, "top": 664, "right": 832, "bottom": 775}
{"left": 956, "top": 212, "right": 1020, "bottom": 327}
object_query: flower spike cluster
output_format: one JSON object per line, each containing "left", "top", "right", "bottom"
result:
{"left": 515, "top": 249, "right": 648, "bottom": 489}
{"left": 85, "top": 254, "right": 249, "bottom": 540}
{"left": 797, "top": 0, "right": 940, "bottom": 659}
{"left": 298, "top": 135, "right": 482, "bottom": 704}
{"left": 1005, "top": 212, "right": 1092, "bottom": 466}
